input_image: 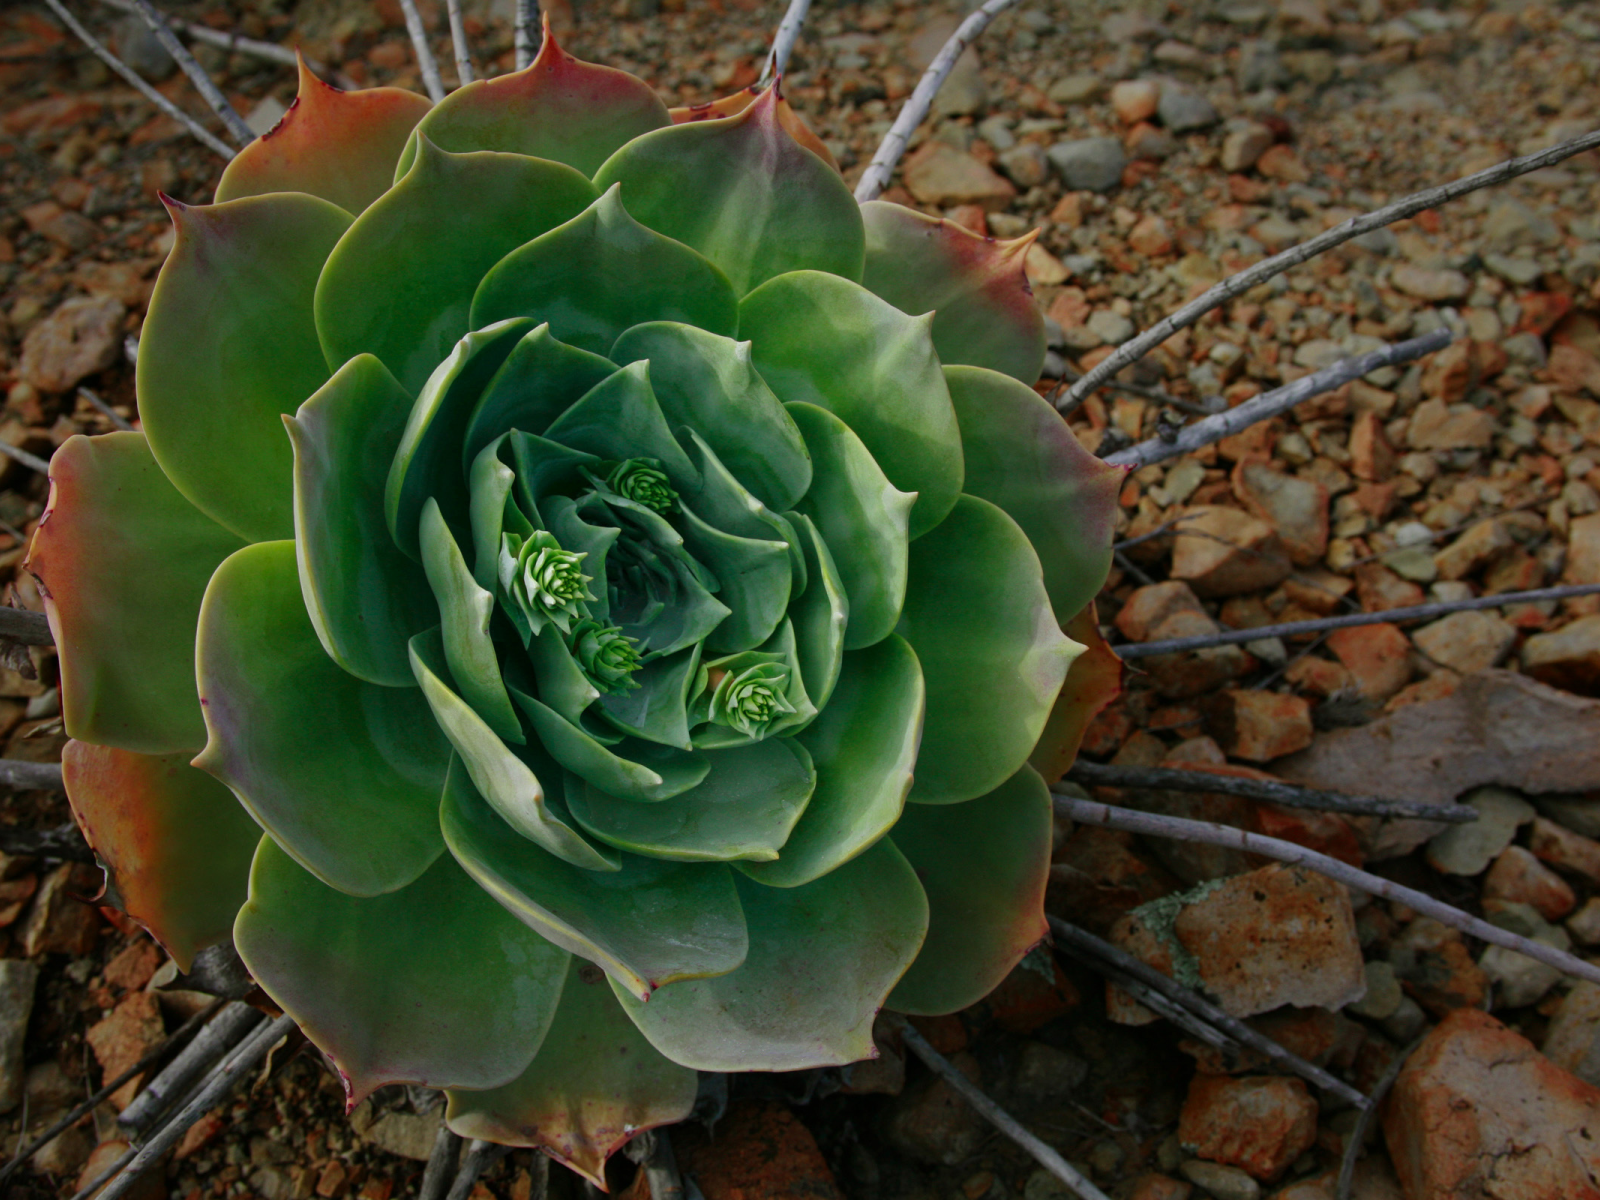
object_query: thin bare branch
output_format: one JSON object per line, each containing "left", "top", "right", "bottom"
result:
{"left": 0, "top": 761, "right": 67, "bottom": 793}
{"left": 446, "top": 1140, "right": 511, "bottom": 1200}
{"left": 117, "top": 1002, "right": 265, "bottom": 1134}
{"left": 1053, "top": 793, "right": 1600, "bottom": 990}
{"left": 40, "top": 0, "right": 235, "bottom": 157}
{"left": 854, "top": 0, "right": 1024, "bottom": 202}
{"left": 89, "top": 1014, "right": 297, "bottom": 1200}
{"left": 513, "top": 0, "right": 538, "bottom": 70}
{"left": 1065, "top": 761, "right": 1475, "bottom": 824}
{"left": 1055, "top": 366, "right": 1218, "bottom": 417}
{"left": 1336, "top": 1034, "right": 1420, "bottom": 1200}
{"left": 759, "top": 0, "right": 812, "bottom": 87}
{"left": 0, "top": 608, "right": 52, "bottom": 646}
{"left": 419, "top": 1125, "right": 464, "bottom": 1200}
{"left": 1116, "top": 582, "right": 1600, "bottom": 659}
{"left": 95, "top": 0, "right": 353, "bottom": 87}
{"left": 1099, "top": 329, "right": 1452, "bottom": 470}
{"left": 1048, "top": 918, "right": 1368, "bottom": 1108}
{"left": 897, "top": 1020, "right": 1112, "bottom": 1200}
{"left": 126, "top": 0, "right": 254, "bottom": 144}
{"left": 0, "top": 823, "right": 88, "bottom": 861}
{"left": 1065, "top": 127, "right": 1600, "bottom": 407}
{"left": 0, "top": 441, "right": 53, "bottom": 476}
{"left": 77, "top": 387, "right": 135, "bottom": 432}
{"left": 397, "top": 0, "right": 446, "bottom": 102}
{"left": 624, "top": 1128, "right": 684, "bottom": 1200}
{"left": 445, "top": 0, "right": 473, "bottom": 85}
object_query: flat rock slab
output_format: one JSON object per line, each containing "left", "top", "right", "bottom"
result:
{"left": 1277, "top": 670, "right": 1600, "bottom": 859}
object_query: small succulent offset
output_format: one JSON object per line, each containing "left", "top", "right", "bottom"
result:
{"left": 31, "top": 30, "right": 1120, "bottom": 1187}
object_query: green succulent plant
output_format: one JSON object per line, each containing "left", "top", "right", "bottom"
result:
{"left": 32, "top": 32, "right": 1120, "bottom": 1186}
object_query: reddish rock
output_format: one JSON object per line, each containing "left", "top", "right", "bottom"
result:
{"left": 1047, "top": 827, "right": 1183, "bottom": 936}
{"left": 1551, "top": 343, "right": 1600, "bottom": 397}
{"left": 1412, "top": 609, "right": 1516, "bottom": 675}
{"left": 1419, "top": 340, "right": 1479, "bottom": 403}
{"left": 1483, "top": 845, "right": 1576, "bottom": 919}
{"left": 879, "top": 1054, "right": 988, "bottom": 1166}
{"left": 1256, "top": 143, "right": 1309, "bottom": 182}
{"left": 104, "top": 939, "right": 163, "bottom": 992}
{"left": 1231, "top": 460, "right": 1328, "bottom": 566}
{"left": 1201, "top": 689, "right": 1313, "bottom": 762}
{"left": 19, "top": 295, "right": 126, "bottom": 394}
{"left": 1326, "top": 624, "right": 1411, "bottom": 701}
{"left": 1253, "top": 804, "right": 1362, "bottom": 867}
{"left": 1388, "top": 918, "right": 1488, "bottom": 1017}
{"left": 78, "top": 1139, "right": 163, "bottom": 1200}
{"left": 1285, "top": 655, "right": 1354, "bottom": 697}
{"left": 903, "top": 143, "right": 1016, "bottom": 211}
{"left": 1393, "top": 265, "right": 1471, "bottom": 304}
{"left": 1406, "top": 398, "right": 1494, "bottom": 451}
{"left": 1545, "top": 982, "right": 1600, "bottom": 1086}
{"left": 1110, "top": 79, "right": 1160, "bottom": 124}
{"left": 676, "top": 1101, "right": 843, "bottom": 1199}
{"left": 1349, "top": 410, "right": 1396, "bottom": 482}
{"left": 1170, "top": 506, "right": 1293, "bottom": 597}
{"left": 978, "top": 955, "right": 1080, "bottom": 1033}
{"left": 1117, "top": 581, "right": 1208, "bottom": 642}
{"left": 1383, "top": 1009, "right": 1600, "bottom": 1200}
{"left": 86, "top": 991, "right": 166, "bottom": 1110}
{"left": 1128, "top": 213, "right": 1173, "bottom": 257}
{"left": 1524, "top": 615, "right": 1600, "bottom": 695}
{"left": 1529, "top": 816, "right": 1600, "bottom": 886}
{"left": 1179, "top": 1074, "right": 1318, "bottom": 1181}
{"left": 1183, "top": 1007, "right": 1339, "bottom": 1076}
{"left": 1354, "top": 562, "right": 1426, "bottom": 613}
{"left": 19, "top": 862, "right": 100, "bottom": 957}
{"left": 1142, "top": 610, "right": 1253, "bottom": 700}
{"left": 1434, "top": 518, "right": 1513, "bottom": 582}
{"left": 1126, "top": 1174, "right": 1193, "bottom": 1200}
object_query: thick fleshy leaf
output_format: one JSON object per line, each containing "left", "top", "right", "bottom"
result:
{"left": 679, "top": 503, "right": 790, "bottom": 653}
{"left": 524, "top": 624, "right": 602, "bottom": 723}
{"left": 287, "top": 354, "right": 434, "bottom": 687}
{"left": 386, "top": 318, "right": 535, "bottom": 560}
{"left": 860, "top": 200, "right": 1046, "bottom": 386}
{"left": 515, "top": 693, "right": 708, "bottom": 802}
{"left": 945, "top": 366, "right": 1120, "bottom": 623}
{"left": 669, "top": 88, "right": 840, "bottom": 171}
{"left": 785, "top": 511, "right": 847, "bottom": 712}
{"left": 595, "top": 645, "right": 699, "bottom": 748}
{"left": 315, "top": 141, "right": 597, "bottom": 394}
{"left": 63, "top": 741, "right": 258, "bottom": 971}
{"left": 566, "top": 739, "right": 814, "bottom": 862}
{"left": 194, "top": 542, "right": 448, "bottom": 896}
{"left": 409, "top": 628, "right": 617, "bottom": 872}
{"left": 215, "top": 57, "right": 432, "bottom": 214}
{"left": 27, "top": 434, "right": 245, "bottom": 755}
{"left": 610, "top": 323, "right": 811, "bottom": 511}
{"left": 1029, "top": 602, "right": 1124, "bottom": 787}
{"left": 462, "top": 326, "right": 616, "bottom": 470}
{"left": 887, "top": 765, "right": 1052, "bottom": 1014}
{"left": 678, "top": 430, "right": 806, "bottom": 586}
{"left": 442, "top": 761, "right": 747, "bottom": 1000}
{"left": 543, "top": 362, "right": 698, "bottom": 488}
{"left": 446, "top": 960, "right": 697, "bottom": 1189}
{"left": 471, "top": 186, "right": 739, "bottom": 357}
{"left": 785, "top": 402, "right": 912, "bottom": 649}
{"left": 140, "top": 193, "right": 351, "bottom": 541}
{"left": 739, "top": 634, "right": 921, "bottom": 888}
{"left": 616, "top": 838, "right": 927, "bottom": 1070}
{"left": 898, "top": 496, "right": 1080, "bottom": 804}
{"left": 236, "top": 836, "right": 568, "bottom": 1103}
{"left": 420, "top": 499, "right": 522, "bottom": 741}
{"left": 396, "top": 25, "right": 668, "bottom": 179}
{"left": 594, "top": 86, "right": 864, "bottom": 295}
{"left": 741, "top": 271, "right": 962, "bottom": 538}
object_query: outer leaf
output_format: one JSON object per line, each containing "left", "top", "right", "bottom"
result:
{"left": 616, "top": 838, "right": 927, "bottom": 1070}
{"left": 236, "top": 836, "right": 568, "bottom": 1103}
{"left": 741, "top": 271, "right": 962, "bottom": 538}
{"left": 860, "top": 200, "right": 1046, "bottom": 386}
{"left": 739, "top": 635, "right": 921, "bottom": 888}
{"left": 446, "top": 960, "right": 698, "bottom": 1189}
{"left": 287, "top": 354, "right": 435, "bottom": 687}
{"left": 610, "top": 322, "right": 812, "bottom": 511}
{"left": 462, "top": 325, "right": 617, "bottom": 470}
{"left": 194, "top": 542, "right": 449, "bottom": 896}
{"left": 887, "top": 765, "right": 1053, "bottom": 1014}
{"left": 27, "top": 434, "right": 245, "bottom": 755}
{"left": 945, "top": 366, "right": 1120, "bottom": 623}
{"left": 386, "top": 317, "right": 535, "bottom": 559}
{"left": 566, "top": 739, "right": 815, "bottom": 862}
{"left": 442, "top": 760, "right": 747, "bottom": 1000}
{"left": 409, "top": 628, "right": 617, "bottom": 872}
{"left": 471, "top": 186, "right": 739, "bottom": 357}
{"left": 669, "top": 88, "right": 840, "bottom": 171}
{"left": 315, "top": 140, "right": 597, "bottom": 394}
{"left": 215, "top": 57, "right": 432, "bottom": 215}
{"left": 897, "top": 496, "right": 1080, "bottom": 804}
{"left": 594, "top": 86, "right": 864, "bottom": 295}
{"left": 785, "top": 403, "right": 912, "bottom": 649}
{"left": 785, "top": 511, "right": 848, "bottom": 712}
{"left": 140, "top": 193, "right": 351, "bottom": 541}
{"left": 1028, "top": 601, "right": 1123, "bottom": 786}
{"left": 396, "top": 25, "right": 668, "bottom": 179}
{"left": 63, "top": 741, "right": 258, "bottom": 971}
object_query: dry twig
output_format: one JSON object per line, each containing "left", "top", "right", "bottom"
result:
{"left": 0, "top": 608, "right": 52, "bottom": 646}
{"left": 759, "top": 0, "right": 812, "bottom": 86}
{"left": 445, "top": 0, "right": 474, "bottom": 85}
{"left": 446, "top": 1140, "right": 512, "bottom": 1200}
{"left": 419, "top": 1126, "right": 465, "bottom": 1200}
{"left": 126, "top": 0, "right": 253, "bottom": 144}
{"left": 1054, "top": 793, "right": 1600, "bottom": 989}
{"left": 96, "top": 0, "right": 352, "bottom": 85}
{"left": 514, "top": 0, "right": 538, "bottom": 70}
{"left": 77, "top": 387, "right": 136, "bottom": 432}
{"left": 1064, "top": 126, "right": 1600, "bottom": 407}
{"left": 1099, "top": 329, "right": 1452, "bottom": 469}
{"left": 854, "top": 0, "right": 1024, "bottom": 201}
{"left": 117, "top": 1002, "right": 265, "bottom": 1134}
{"left": 1065, "top": 761, "right": 1475, "bottom": 824}
{"left": 1116, "top": 582, "right": 1600, "bottom": 659}
{"left": 0, "top": 823, "right": 88, "bottom": 861}
{"left": 39, "top": 0, "right": 236, "bottom": 158}
{"left": 1336, "top": 1034, "right": 1420, "bottom": 1200}
{"left": 398, "top": 0, "right": 446, "bottom": 102}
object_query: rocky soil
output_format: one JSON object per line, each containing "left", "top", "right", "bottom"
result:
{"left": 1, "top": 0, "right": 1600, "bottom": 1198}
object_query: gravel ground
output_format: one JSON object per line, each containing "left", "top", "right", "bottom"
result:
{"left": 1, "top": 0, "right": 1599, "bottom": 1198}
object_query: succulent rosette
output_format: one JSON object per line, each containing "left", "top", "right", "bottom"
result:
{"left": 30, "top": 32, "right": 1119, "bottom": 1185}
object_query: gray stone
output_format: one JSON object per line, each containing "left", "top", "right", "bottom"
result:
{"left": 1158, "top": 84, "right": 1219, "bottom": 132}
{"left": 1426, "top": 787, "right": 1536, "bottom": 876}
{"left": 362, "top": 1109, "right": 443, "bottom": 1161}
{"left": 1046, "top": 137, "right": 1126, "bottom": 192}
{"left": 1484, "top": 252, "right": 1543, "bottom": 287}
{"left": 1346, "top": 960, "right": 1403, "bottom": 1021}
{"left": 110, "top": 15, "right": 175, "bottom": 81}
{"left": 1236, "top": 40, "right": 1285, "bottom": 91}
{"left": 1221, "top": 123, "right": 1273, "bottom": 172}
{"left": 1047, "top": 73, "right": 1102, "bottom": 104}
{"left": 1381, "top": 994, "right": 1427, "bottom": 1042}
{"left": 1534, "top": 794, "right": 1600, "bottom": 840}
{"left": 1483, "top": 199, "right": 1561, "bottom": 251}
{"left": 998, "top": 144, "right": 1049, "bottom": 189}
{"left": 1570, "top": 897, "right": 1600, "bottom": 944}
{"left": 1503, "top": 331, "right": 1548, "bottom": 369}
{"left": 1545, "top": 981, "right": 1600, "bottom": 1086}
{"left": 0, "top": 959, "right": 39, "bottom": 1114}
{"left": 1006, "top": 1041, "right": 1088, "bottom": 1106}
{"left": 1087, "top": 309, "right": 1135, "bottom": 345}
{"left": 1480, "top": 928, "right": 1568, "bottom": 1008}
{"left": 976, "top": 116, "right": 1016, "bottom": 151}
{"left": 1180, "top": 1159, "right": 1260, "bottom": 1200}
